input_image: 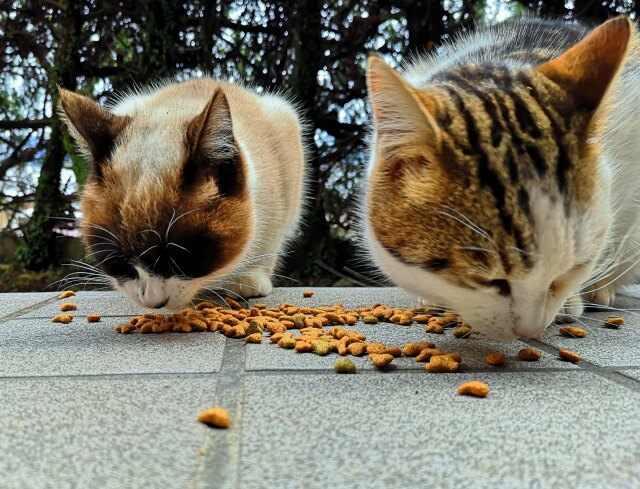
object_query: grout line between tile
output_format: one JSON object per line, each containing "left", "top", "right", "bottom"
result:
{"left": 0, "top": 295, "right": 59, "bottom": 324}
{"left": 1, "top": 365, "right": 639, "bottom": 383}
{"left": 192, "top": 338, "right": 245, "bottom": 489}
{"left": 526, "top": 339, "right": 640, "bottom": 392}
{"left": 0, "top": 372, "right": 220, "bottom": 382}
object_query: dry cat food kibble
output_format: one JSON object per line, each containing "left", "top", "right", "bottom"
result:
{"left": 604, "top": 316, "right": 625, "bottom": 328}
{"left": 559, "top": 326, "right": 588, "bottom": 338}
{"left": 86, "top": 314, "right": 101, "bottom": 322}
{"left": 402, "top": 342, "right": 435, "bottom": 356}
{"left": 59, "top": 302, "right": 77, "bottom": 311}
{"left": 369, "top": 353, "right": 394, "bottom": 367}
{"left": 197, "top": 407, "right": 231, "bottom": 429}
{"left": 94, "top": 295, "right": 627, "bottom": 389}
{"left": 224, "top": 297, "right": 242, "bottom": 310}
{"left": 303, "top": 291, "right": 314, "bottom": 298}
{"left": 457, "top": 381, "right": 489, "bottom": 398}
{"left": 51, "top": 314, "right": 73, "bottom": 324}
{"left": 244, "top": 333, "right": 263, "bottom": 343}
{"left": 426, "top": 355, "right": 459, "bottom": 373}
{"left": 559, "top": 349, "right": 581, "bottom": 363}
{"left": 485, "top": 353, "right": 506, "bottom": 366}
{"left": 518, "top": 348, "right": 542, "bottom": 361}
{"left": 415, "top": 348, "right": 445, "bottom": 362}
{"left": 58, "top": 290, "right": 76, "bottom": 299}
{"left": 334, "top": 357, "right": 356, "bottom": 373}
{"left": 453, "top": 324, "right": 472, "bottom": 338}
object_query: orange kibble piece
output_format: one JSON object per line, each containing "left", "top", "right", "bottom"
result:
{"left": 244, "top": 333, "right": 263, "bottom": 344}
{"left": 604, "top": 316, "right": 625, "bottom": 328}
{"left": 366, "top": 342, "right": 386, "bottom": 354}
{"left": 485, "top": 353, "right": 506, "bottom": 366}
{"left": 559, "top": 349, "right": 581, "bottom": 363}
{"left": 51, "top": 314, "right": 73, "bottom": 324}
{"left": 347, "top": 342, "right": 366, "bottom": 356}
{"left": 457, "top": 381, "right": 489, "bottom": 397}
{"left": 426, "top": 355, "right": 459, "bottom": 373}
{"left": 518, "top": 348, "right": 542, "bottom": 361}
{"left": 369, "top": 353, "right": 394, "bottom": 367}
{"left": 425, "top": 323, "right": 444, "bottom": 334}
{"left": 412, "top": 314, "right": 432, "bottom": 324}
{"left": 295, "top": 341, "right": 313, "bottom": 353}
{"left": 59, "top": 302, "right": 77, "bottom": 312}
{"left": 402, "top": 342, "right": 436, "bottom": 356}
{"left": 415, "top": 348, "right": 445, "bottom": 362}
{"left": 58, "top": 290, "right": 76, "bottom": 299}
{"left": 559, "top": 326, "right": 588, "bottom": 338}
{"left": 416, "top": 348, "right": 444, "bottom": 362}
{"left": 86, "top": 314, "right": 102, "bottom": 322}
{"left": 303, "top": 291, "right": 314, "bottom": 298}
{"left": 383, "top": 346, "right": 402, "bottom": 357}
{"left": 224, "top": 297, "right": 242, "bottom": 310}
{"left": 197, "top": 407, "right": 231, "bottom": 428}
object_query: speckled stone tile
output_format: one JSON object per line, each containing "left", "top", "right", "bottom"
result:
{"left": 18, "top": 291, "right": 158, "bottom": 318}
{"left": 0, "top": 376, "right": 215, "bottom": 489}
{"left": 0, "top": 316, "right": 225, "bottom": 376}
{"left": 618, "top": 369, "right": 640, "bottom": 381}
{"left": 238, "top": 372, "right": 640, "bottom": 489}
{"left": 538, "top": 292, "right": 640, "bottom": 367}
{"left": 0, "top": 292, "right": 56, "bottom": 320}
{"left": 18, "top": 287, "right": 416, "bottom": 319}
{"left": 245, "top": 322, "right": 578, "bottom": 371}
{"left": 246, "top": 287, "right": 417, "bottom": 310}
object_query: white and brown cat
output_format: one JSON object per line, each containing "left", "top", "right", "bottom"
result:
{"left": 363, "top": 16, "right": 640, "bottom": 339}
{"left": 60, "top": 79, "right": 306, "bottom": 309}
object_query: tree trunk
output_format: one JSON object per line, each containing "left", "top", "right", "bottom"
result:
{"left": 16, "top": 123, "right": 65, "bottom": 270}
{"left": 16, "top": 0, "right": 82, "bottom": 270}
{"left": 140, "top": 0, "right": 180, "bottom": 79}
{"left": 403, "top": 0, "right": 445, "bottom": 54}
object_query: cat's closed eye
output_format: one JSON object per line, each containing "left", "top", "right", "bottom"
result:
{"left": 484, "top": 279, "right": 511, "bottom": 296}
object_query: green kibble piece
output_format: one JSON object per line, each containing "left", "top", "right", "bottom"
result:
{"left": 278, "top": 337, "right": 297, "bottom": 349}
{"left": 363, "top": 315, "right": 378, "bottom": 324}
{"left": 311, "top": 340, "right": 331, "bottom": 356}
{"left": 334, "top": 357, "right": 356, "bottom": 374}
{"left": 453, "top": 325, "right": 472, "bottom": 338}
{"left": 292, "top": 313, "right": 306, "bottom": 329}
{"left": 245, "top": 319, "right": 264, "bottom": 335}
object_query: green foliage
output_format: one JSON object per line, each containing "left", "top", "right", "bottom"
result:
{"left": 0, "top": 263, "right": 104, "bottom": 292}
{"left": 1, "top": 0, "right": 635, "bottom": 285}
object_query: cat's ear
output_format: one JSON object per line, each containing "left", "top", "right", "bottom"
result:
{"left": 58, "top": 87, "right": 131, "bottom": 174}
{"left": 367, "top": 55, "right": 441, "bottom": 160}
{"left": 537, "top": 16, "right": 632, "bottom": 111}
{"left": 183, "top": 90, "right": 243, "bottom": 196}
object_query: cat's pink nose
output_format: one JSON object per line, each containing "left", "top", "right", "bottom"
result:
{"left": 146, "top": 297, "right": 169, "bottom": 309}
{"left": 511, "top": 327, "right": 543, "bottom": 339}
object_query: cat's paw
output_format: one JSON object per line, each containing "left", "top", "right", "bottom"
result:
{"left": 555, "top": 298, "right": 584, "bottom": 324}
{"left": 583, "top": 284, "right": 617, "bottom": 309}
{"left": 225, "top": 273, "right": 273, "bottom": 298}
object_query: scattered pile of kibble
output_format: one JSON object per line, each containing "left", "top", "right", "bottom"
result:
{"left": 50, "top": 289, "right": 626, "bottom": 405}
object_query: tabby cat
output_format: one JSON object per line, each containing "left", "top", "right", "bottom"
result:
{"left": 363, "top": 16, "right": 640, "bottom": 339}
{"left": 60, "top": 80, "right": 306, "bottom": 309}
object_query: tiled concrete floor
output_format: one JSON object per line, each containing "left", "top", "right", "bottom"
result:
{"left": 1, "top": 287, "right": 640, "bottom": 489}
